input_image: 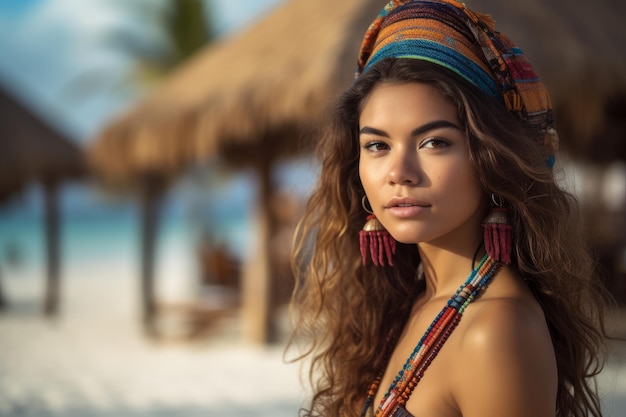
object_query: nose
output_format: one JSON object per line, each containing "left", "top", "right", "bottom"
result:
{"left": 387, "top": 147, "right": 420, "bottom": 185}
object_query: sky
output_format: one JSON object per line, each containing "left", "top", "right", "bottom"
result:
{"left": 0, "top": 0, "right": 315, "bottom": 260}
{"left": 0, "top": 0, "right": 285, "bottom": 142}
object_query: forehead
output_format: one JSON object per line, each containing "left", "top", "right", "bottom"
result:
{"left": 359, "top": 82, "right": 458, "bottom": 125}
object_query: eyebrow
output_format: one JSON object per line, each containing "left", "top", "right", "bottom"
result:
{"left": 359, "top": 120, "right": 460, "bottom": 138}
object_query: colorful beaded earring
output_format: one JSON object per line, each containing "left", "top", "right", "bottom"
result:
{"left": 481, "top": 194, "right": 512, "bottom": 264}
{"left": 359, "top": 196, "right": 396, "bottom": 266}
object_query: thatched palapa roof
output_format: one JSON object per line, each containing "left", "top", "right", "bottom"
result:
{"left": 90, "top": 0, "right": 381, "bottom": 186}
{"left": 91, "top": 0, "right": 626, "bottom": 186}
{"left": 0, "top": 83, "right": 85, "bottom": 201}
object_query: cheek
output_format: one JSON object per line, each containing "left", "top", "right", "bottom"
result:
{"left": 438, "top": 165, "right": 482, "bottom": 204}
{"left": 358, "top": 163, "right": 366, "bottom": 188}
{"left": 457, "top": 174, "right": 484, "bottom": 212}
{"left": 359, "top": 161, "right": 375, "bottom": 194}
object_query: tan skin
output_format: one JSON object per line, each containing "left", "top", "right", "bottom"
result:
{"left": 358, "top": 82, "right": 558, "bottom": 417}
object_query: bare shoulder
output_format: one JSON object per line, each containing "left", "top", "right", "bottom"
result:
{"left": 460, "top": 292, "right": 552, "bottom": 353}
{"left": 450, "top": 271, "right": 558, "bottom": 417}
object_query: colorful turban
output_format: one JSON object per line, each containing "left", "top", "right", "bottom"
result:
{"left": 356, "top": 0, "right": 558, "bottom": 168}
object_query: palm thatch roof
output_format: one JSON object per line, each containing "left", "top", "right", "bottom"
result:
{"left": 89, "top": 0, "right": 381, "bottom": 186}
{"left": 0, "top": 83, "right": 85, "bottom": 201}
{"left": 90, "top": 0, "right": 626, "bottom": 186}
{"left": 471, "top": 0, "right": 626, "bottom": 160}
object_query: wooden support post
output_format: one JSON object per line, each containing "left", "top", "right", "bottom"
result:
{"left": 0, "top": 266, "right": 6, "bottom": 311}
{"left": 139, "top": 178, "right": 163, "bottom": 336}
{"left": 43, "top": 181, "right": 61, "bottom": 316}
{"left": 241, "top": 162, "right": 275, "bottom": 344}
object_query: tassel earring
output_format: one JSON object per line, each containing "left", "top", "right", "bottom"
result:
{"left": 481, "top": 194, "right": 512, "bottom": 264}
{"left": 359, "top": 196, "right": 396, "bottom": 266}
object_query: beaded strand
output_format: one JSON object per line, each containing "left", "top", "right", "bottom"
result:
{"left": 360, "top": 254, "right": 500, "bottom": 417}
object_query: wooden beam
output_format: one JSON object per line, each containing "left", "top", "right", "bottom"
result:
{"left": 139, "top": 177, "right": 164, "bottom": 336}
{"left": 0, "top": 266, "right": 6, "bottom": 311}
{"left": 43, "top": 181, "right": 61, "bottom": 316}
{"left": 241, "top": 161, "right": 275, "bottom": 344}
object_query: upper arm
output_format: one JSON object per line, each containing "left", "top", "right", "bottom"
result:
{"left": 452, "top": 301, "right": 558, "bottom": 417}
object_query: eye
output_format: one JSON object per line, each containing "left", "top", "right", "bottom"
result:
{"left": 362, "top": 141, "right": 390, "bottom": 153}
{"left": 420, "top": 137, "right": 450, "bottom": 149}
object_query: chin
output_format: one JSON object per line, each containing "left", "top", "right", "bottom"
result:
{"left": 388, "top": 225, "right": 443, "bottom": 245}
{"left": 388, "top": 230, "right": 423, "bottom": 245}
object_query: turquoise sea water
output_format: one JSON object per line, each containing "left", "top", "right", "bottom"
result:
{"left": 0, "top": 182, "right": 248, "bottom": 285}
{"left": 0, "top": 159, "right": 317, "bottom": 285}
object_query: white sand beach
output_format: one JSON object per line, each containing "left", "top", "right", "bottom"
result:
{"left": 1, "top": 256, "right": 625, "bottom": 417}
{"left": 0, "top": 253, "right": 308, "bottom": 417}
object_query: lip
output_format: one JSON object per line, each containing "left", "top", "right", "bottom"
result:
{"left": 385, "top": 197, "right": 430, "bottom": 218}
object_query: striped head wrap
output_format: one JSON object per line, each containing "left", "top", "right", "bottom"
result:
{"left": 356, "top": 0, "right": 558, "bottom": 167}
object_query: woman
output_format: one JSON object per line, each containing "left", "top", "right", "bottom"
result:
{"left": 289, "top": 1, "right": 609, "bottom": 416}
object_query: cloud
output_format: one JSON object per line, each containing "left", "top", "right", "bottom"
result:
{"left": 0, "top": 0, "right": 286, "bottom": 141}
{"left": 0, "top": 0, "right": 172, "bottom": 140}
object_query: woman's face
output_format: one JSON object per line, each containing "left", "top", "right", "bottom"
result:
{"left": 358, "top": 82, "right": 485, "bottom": 249}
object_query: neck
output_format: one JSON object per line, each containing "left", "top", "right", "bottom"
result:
{"left": 416, "top": 204, "right": 487, "bottom": 298}
{"left": 417, "top": 239, "right": 485, "bottom": 299}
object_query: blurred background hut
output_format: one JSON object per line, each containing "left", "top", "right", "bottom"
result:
{"left": 90, "top": 0, "right": 626, "bottom": 342}
{"left": 0, "top": 81, "right": 86, "bottom": 314}
{"left": 89, "top": 0, "right": 385, "bottom": 343}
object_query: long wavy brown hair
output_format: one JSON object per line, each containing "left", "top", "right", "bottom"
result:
{"left": 288, "top": 58, "right": 609, "bottom": 417}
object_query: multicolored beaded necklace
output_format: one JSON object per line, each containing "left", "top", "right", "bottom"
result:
{"left": 360, "top": 254, "right": 500, "bottom": 417}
